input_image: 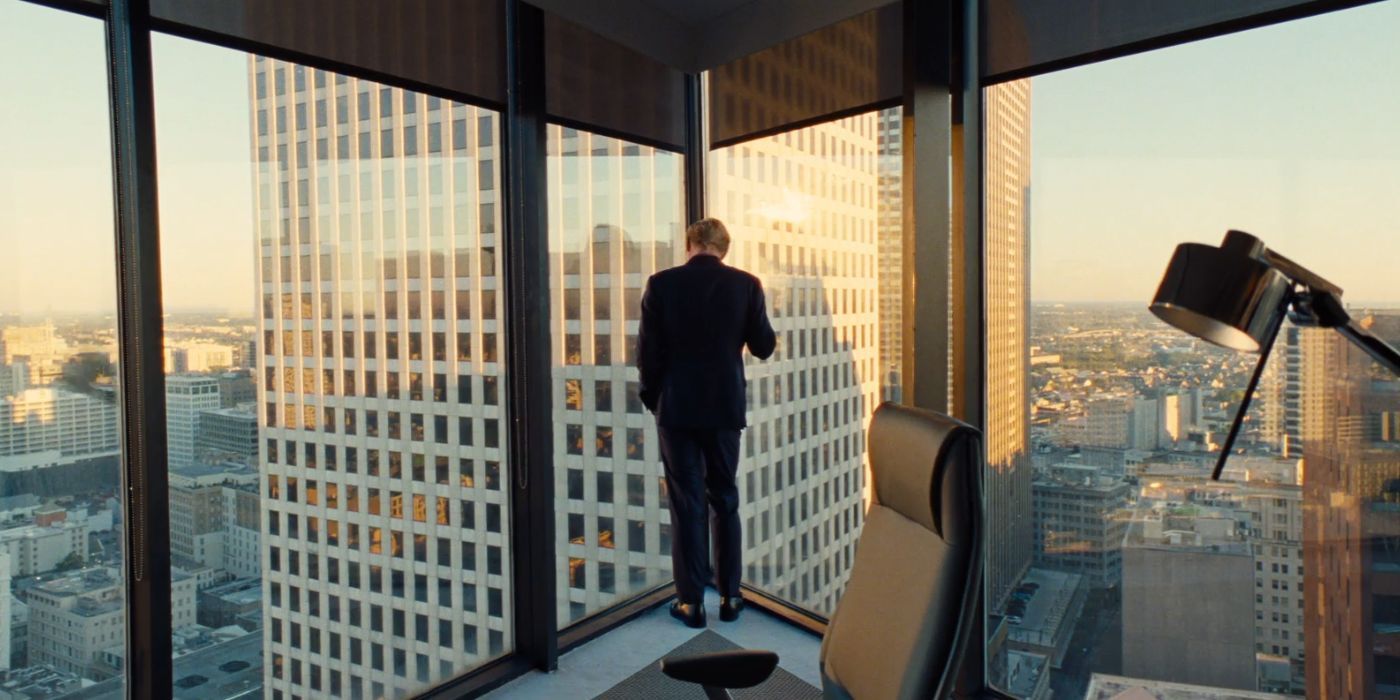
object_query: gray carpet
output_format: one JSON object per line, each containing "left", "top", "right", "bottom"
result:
{"left": 594, "top": 630, "right": 822, "bottom": 699}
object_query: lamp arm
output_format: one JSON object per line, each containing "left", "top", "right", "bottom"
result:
{"left": 1336, "top": 321, "right": 1400, "bottom": 377}
{"left": 1291, "top": 289, "right": 1400, "bottom": 377}
{"left": 1263, "top": 248, "right": 1343, "bottom": 297}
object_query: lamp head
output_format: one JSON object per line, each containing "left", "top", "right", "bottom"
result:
{"left": 1149, "top": 230, "right": 1292, "bottom": 352}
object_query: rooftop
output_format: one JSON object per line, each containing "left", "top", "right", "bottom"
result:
{"left": 1084, "top": 673, "right": 1286, "bottom": 699}
{"left": 1005, "top": 568, "right": 1084, "bottom": 664}
{"left": 62, "top": 632, "right": 262, "bottom": 700}
{"left": 201, "top": 578, "right": 261, "bottom": 606}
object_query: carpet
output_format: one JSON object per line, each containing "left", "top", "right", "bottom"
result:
{"left": 593, "top": 629, "right": 822, "bottom": 699}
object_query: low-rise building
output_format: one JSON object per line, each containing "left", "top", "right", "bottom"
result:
{"left": 198, "top": 577, "right": 261, "bottom": 629}
{"left": 195, "top": 407, "right": 257, "bottom": 465}
{"left": 25, "top": 567, "right": 195, "bottom": 681}
{"left": 1121, "top": 507, "right": 1257, "bottom": 692}
{"left": 1032, "top": 467, "right": 1129, "bottom": 589}
{"left": 0, "top": 388, "right": 119, "bottom": 471}
{"left": 222, "top": 483, "right": 260, "bottom": 580}
{"left": 0, "top": 520, "right": 87, "bottom": 578}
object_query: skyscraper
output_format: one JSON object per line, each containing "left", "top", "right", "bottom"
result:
{"left": 985, "top": 79, "right": 1034, "bottom": 609}
{"left": 252, "top": 59, "right": 510, "bottom": 698}
{"left": 712, "top": 112, "right": 881, "bottom": 615}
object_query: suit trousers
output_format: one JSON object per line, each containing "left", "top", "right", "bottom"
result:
{"left": 658, "top": 426, "right": 742, "bottom": 604}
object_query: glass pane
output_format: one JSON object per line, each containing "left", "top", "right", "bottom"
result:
{"left": 986, "top": 4, "right": 1400, "bottom": 697}
{"left": 0, "top": 2, "right": 126, "bottom": 693}
{"left": 707, "top": 108, "right": 899, "bottom": 616}
{"left": 548, "top": 127, "right": 684, "bottom": 626}
{"left": 153, "top": 37, "right": 510, "bottom": 698}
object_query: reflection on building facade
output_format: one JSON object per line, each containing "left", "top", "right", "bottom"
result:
{"left": 1303, "top": 313, "right": 1400, "bottom": 700}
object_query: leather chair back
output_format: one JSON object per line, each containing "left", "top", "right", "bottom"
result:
{"left": 818, "top": 403, "right": 984, "bottom": 700}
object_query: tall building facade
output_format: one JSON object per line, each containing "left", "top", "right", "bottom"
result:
{"left": 876, "top": 107, "right": 903, "bottom": 403}
{"left": 1239, "top": 483, "right": 1305, "bottom": 685}
{"left": 165, "top": 375, "right": 221, "bottom": 469}
{"left": 252, "top": 59, "right": 510, "bottom": 698}
{"left": 985, "top": 79, "right": 1034, "bottom": 609}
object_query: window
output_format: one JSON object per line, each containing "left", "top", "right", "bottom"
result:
{"left": 985, "top": 5, "right": 1400, "bottom": 696}
{"left": 549, "top": 127, "right": 683, "bottom": 625}
{"left": 706, "top": 109, "right": 898, "bottom": 616}
{"left": 0, "top": 3, "right": 127, "bottom": 692}
{"left": 153, "top": 38, "right": 510, "bottom": 698}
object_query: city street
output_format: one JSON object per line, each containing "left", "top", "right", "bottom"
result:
{"left": 1053, "top": 587, "right": 1122, "bottom": 700}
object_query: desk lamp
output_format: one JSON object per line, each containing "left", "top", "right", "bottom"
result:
{"left": 1150, "top": 230, "right": 1400, "bottom": 480}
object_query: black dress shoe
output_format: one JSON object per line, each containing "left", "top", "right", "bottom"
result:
{"left": 719, "top": 596, "right": 744, "bottom": 622}
{"left": 670, "top": 601, "right": 706, "bottom": 629}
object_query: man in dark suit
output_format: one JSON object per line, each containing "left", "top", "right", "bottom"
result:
{"left": 638, "top": 217, "right": 776, "bottom": 628}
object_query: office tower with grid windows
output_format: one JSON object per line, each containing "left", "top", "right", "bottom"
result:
{"left": 548, "top": 128, "right": 685, "bottom": 623}
{"left": 251, "top": 58, "right": 510, "bottom": 699}
{"left": 165, "top": 375, "right": 221, "bottom": 469}
{"left": 711, "top": 113, "right": 882, "bottom": 615}
{"left": 985, "top": 80, "right": 1034, "bottom": 610}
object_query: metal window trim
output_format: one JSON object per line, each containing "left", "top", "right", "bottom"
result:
{"left": 106, "top": 0, "right": 173, "bottom": 697}
{"left": 684, "top": 71, "right": 706, "bottom": 223}
{"left": 954, "top": 0, "right": 989, "bottom": 690}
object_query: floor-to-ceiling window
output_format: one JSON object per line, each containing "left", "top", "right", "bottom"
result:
{"left": 0, "top": 1, "right": 128, "bottom": 692}
{"left": 984, "top": 4, "right": 1400, "bottom": 697}
{"left": 151, "top": 36, "right": 511, "bottom": 699}
{"left": 707, "top": 106, "right": 902, "bottom": 617}
{"left": 547, "top": 128, "right": 684, "bottom": 626}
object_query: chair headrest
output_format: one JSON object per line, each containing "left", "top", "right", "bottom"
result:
{"left": 867, "top": 403, "right": 980, "bottom": 540}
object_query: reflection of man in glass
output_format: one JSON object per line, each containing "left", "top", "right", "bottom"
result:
{"left": 639, "top": 218, "right": 776, "bottom": 628}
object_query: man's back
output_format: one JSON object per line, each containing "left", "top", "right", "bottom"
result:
{"left": 637, "top": 255, "right": 776, "bottom": 429}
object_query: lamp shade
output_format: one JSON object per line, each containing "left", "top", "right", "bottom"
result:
{"left": 1149, "top": 233, "right": 1292, "bottom": 352}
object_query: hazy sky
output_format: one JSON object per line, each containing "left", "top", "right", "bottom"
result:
{"left": 1, "top": 0, "right": 1397, "bottom": 314}
{"left": 1029, "top": 0, "right": 1400, "bottom": 303}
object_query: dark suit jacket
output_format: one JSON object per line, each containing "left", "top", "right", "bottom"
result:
{"left": 637, "top": 255, "right": 776, "bottom": 429}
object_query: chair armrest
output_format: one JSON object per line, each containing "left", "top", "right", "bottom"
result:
{"left": 660, "top": 649, "right": 780, "bottom": 689}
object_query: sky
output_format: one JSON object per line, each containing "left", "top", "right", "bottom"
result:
{"left": 1, "top": 0, "right": 1398, "bottom": 314}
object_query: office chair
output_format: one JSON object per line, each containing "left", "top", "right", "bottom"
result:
{"left": 661, "top": 403, "right": 985, "bottom": 699}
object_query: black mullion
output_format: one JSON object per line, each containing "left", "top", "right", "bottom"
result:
{"left": 105, "top": 0, "right": 173, "bottom": 697}
{"left": 954, "top": 0, "right": 990, "bottom": 690}
{"left": 501, "top": 0, "right": 558, "bottom": 672}
{"left": 902, "top": 0, "right": 954, "bottom": 413}
{"left": 683, "top": 72, "right": 706, "bottom": 224}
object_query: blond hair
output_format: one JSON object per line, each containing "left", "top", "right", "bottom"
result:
{"left": 685, "top": 218, "right": 731, "bottom": 257}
